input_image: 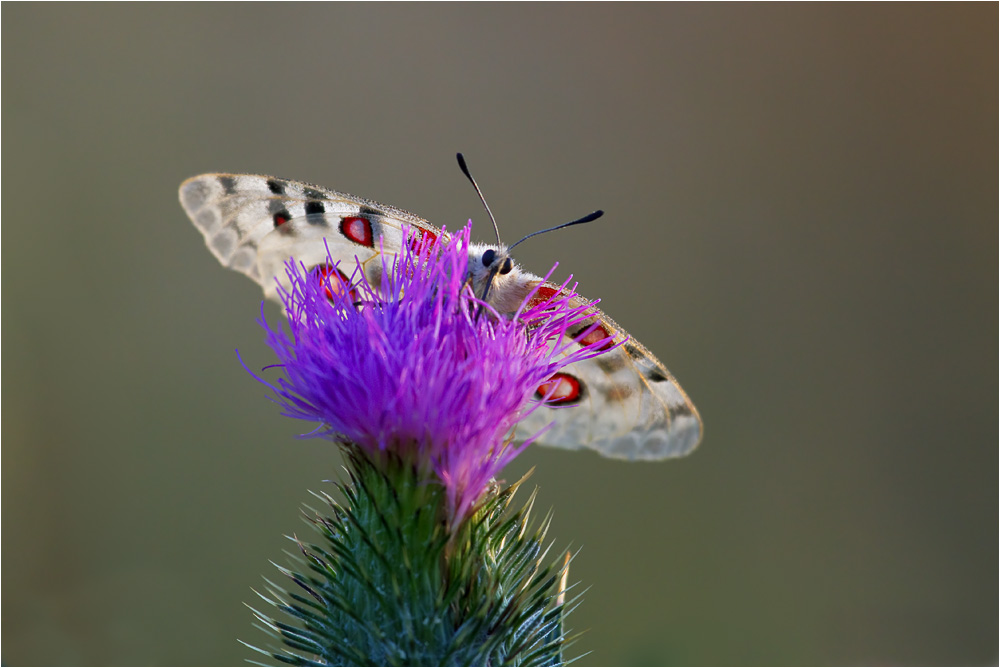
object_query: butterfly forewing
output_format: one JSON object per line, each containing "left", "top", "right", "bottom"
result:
{"left": 180, "top": 173, "right": 444, "bottom": 299}
{"left": 180, "top": 172, "right": 702, "bottom": 460}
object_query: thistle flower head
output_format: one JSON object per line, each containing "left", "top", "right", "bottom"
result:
{"left": 253, "top": 224, "right": 607, "bottom": 523}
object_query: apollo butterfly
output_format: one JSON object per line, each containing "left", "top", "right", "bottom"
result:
{"left": 179, "top": 159, "right": 702, "bottom": 460}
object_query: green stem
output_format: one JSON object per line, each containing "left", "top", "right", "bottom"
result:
{"left": 246, "top": 446, "right": 577, "bottom": 667}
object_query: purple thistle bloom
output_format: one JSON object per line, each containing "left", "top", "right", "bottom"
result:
{"left": 251, "top": 224, "right": 611, "bottom": 524}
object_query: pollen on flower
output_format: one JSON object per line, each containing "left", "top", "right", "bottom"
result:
{"left": 250, "top": 223, "right": 613, "bottom": 524}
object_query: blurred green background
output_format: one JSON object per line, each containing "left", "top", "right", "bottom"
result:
{"left": 3, "top": 4, "right": 996, "bottom": 665}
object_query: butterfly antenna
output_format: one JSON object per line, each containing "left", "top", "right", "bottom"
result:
{"left": 507, "top": 210, "right": 605, "bottom": 252}
{"left": 456, "top": 153, "right": 502, "bottom": 246}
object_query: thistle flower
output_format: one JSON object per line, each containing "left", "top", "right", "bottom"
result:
{"left": 252, "top": 223, "right": 607, "bottom": 525}
{"left": 245, "top": 224, "right": 609, "bottom": 665}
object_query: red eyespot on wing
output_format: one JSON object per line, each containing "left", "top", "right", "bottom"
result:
{"left": 311, "top": 264, "right": 357, "bottom": 302}
{"left": 534, "top": 373, "right": 582, "bottom": 405}
{"left": 340, "top": 216, "right": 374, "bottom": 247}
{"left": 527, "top": 285, "right": 563, "bottom": 309}
{"left": 407, "top": 227, "right": 438, "bottom": 253}
{"left": 273, "top": 212, "right": 290, "bottom": 227}
{"left": 575, "top": 322, "right": 615, "bottom": 351}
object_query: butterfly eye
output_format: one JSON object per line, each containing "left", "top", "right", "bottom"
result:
{"left": 499, "top": 257, "right": 513, "bottom": 275}
{"left": 481, "top": 249, "right": 496, "bottom": 267}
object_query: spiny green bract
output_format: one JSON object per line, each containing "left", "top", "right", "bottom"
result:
{"left": 245, "top": 449, "right": 581, "bottom": 666}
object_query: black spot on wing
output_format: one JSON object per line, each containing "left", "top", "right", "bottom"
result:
{"left": 303, "top": 187, "right": 326, "bottom": 200}
{"left": 305, "top": 201, "right": 326, "bottom": 216}
{"left": 596, "top": 351, "right": 627, "bottom": 373}
{"left": 219, "top": 176, "right": 237, "bottom": 195}
{"left": 624, "top": 343, "right": 645, "bottom": 358}
{"left": 267, "top": 179, "right": 285, "bottom": 195}
{"left": 670, "top": 402, "right": 695, "bottom": 417}
{"left": 645, "top": 366, "right": 669, "bottom": 383}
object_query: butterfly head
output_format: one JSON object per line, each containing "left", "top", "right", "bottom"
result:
{"left": 468, "top": 242, "right": 519, "bottom": 306}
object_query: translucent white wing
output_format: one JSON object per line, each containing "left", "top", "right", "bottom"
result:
{"left": 179, "top": 173, "right": 443, "bottom": 301}
{"left": 503, "top": 281, "right": 702, "bottom": 460}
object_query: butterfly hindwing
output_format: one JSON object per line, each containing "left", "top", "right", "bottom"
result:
{"left": 509, "top": 281, "right": 702, "bottom": 460}
{"left": 180, "top": 173, "right": 702, "bottom": 460}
